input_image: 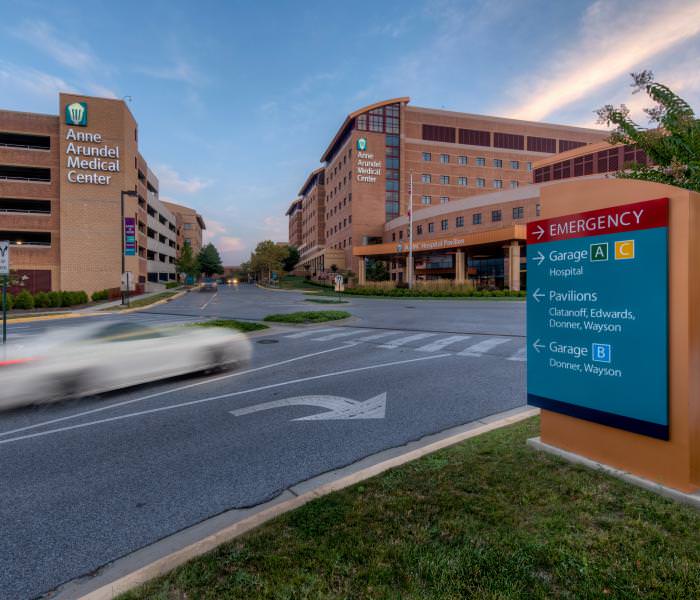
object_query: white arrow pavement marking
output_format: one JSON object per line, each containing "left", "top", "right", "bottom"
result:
{"left": 230, "top": 393, "right": 387, "bottom": 421}
{"left": 458, "top": 337, "right": 511, "bottom": 357}
{"left": 533, "top": 224, "right": 545, "bottom": 240}
{"left": 532, "top": 288, "right": 545, "bottom": 303}
{"left": 534, "top": 251, "right": 545, "bottom": 266}
{"left": 532, "top": 338, "right": 545, "bottom": 353}
{"left": 0, "top": 353, "right": 449, "bottom": 446}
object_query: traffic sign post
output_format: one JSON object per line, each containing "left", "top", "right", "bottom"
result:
{"left": 527, "top": 198, "right": 669, "bottom": 439}
{"left": 0, "top": 241, "right": 8, "bottom": 345}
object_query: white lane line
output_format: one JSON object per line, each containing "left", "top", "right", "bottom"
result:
{"left": 200, "top": 292, "right": 218, "bottom": 310}
{"left": 311, "top": 329, "right": 369, "bottom": 341}
{"left": 0, "top": 343, "right": 358, "bottom": 439}
{"left": 458, "top": 337, "right": 511, "bottom": 357}
{"left": 378, "top": 332, "right": 436, "bottom": 349}
{"left": 0, "top": 353, "right": 450, "bottom": 446}
{"left": 416, "top": 335, "right": 472, "bottom": 353}
{"left": 507, "top": 346, "right": 527, "bottom": 362}
{"left": 285, "top": 328, "right": 338, "bottom": 339}
{"left": 356, "top": 331, "right": 402, "bottom": 342}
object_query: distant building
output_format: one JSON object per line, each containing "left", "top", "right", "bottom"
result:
{"left": 162, "top": 200, "right": 206, "bottom": 256}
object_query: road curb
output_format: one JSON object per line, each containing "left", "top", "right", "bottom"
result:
{"left": 98, "top": 290, "right": 189, "bottom": 315}
{"left": 51, "top": 406, "right": 538, "bottom": 600}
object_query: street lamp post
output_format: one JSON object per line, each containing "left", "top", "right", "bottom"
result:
{"left": 121, "top": 190, "right": 138, "bottom": 306}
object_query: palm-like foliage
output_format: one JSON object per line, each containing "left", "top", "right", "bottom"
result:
{"left": 596, "top": 71, "right": 700, "bottom": 191}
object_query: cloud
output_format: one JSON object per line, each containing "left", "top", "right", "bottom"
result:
{"left": 217, "top": 236, "right": 246, "bottom": 252}
{"left": 12, "top": 20, "right": 97, "bottom": 71}
{"left": 505, "top": 0, "right": 700, "bottom": 121}
{"left": 260, "top": 215, "right": 288, "bottom": 240}
{"left": 0, "top": 60, "right": 72, "bottom": 102}
{"left": 155, "top": 164, "right": 212, "bottom": 195}
{"left": 137, "top": 60, "right": 202, "bottom": 85}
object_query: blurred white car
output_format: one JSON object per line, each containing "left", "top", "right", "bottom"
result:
{"left": 0, "top": 321, "right": 252, "bottom": 411}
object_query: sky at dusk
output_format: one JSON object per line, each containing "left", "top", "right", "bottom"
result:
{"left": 1, "top": 0, "right": 699, "bottom": 264}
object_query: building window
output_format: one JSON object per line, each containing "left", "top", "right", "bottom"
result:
{"left": 492, "top": 209, "right": 502, "bottom": 222}
{"left": 473, "top": 213, "right": 482, "bottom": 225}
{"left": 456, "top": 216, "right": 464, "bottom": 227}
{"left": 440, "top": 196, "right": 449, "bottom": 204}
{"left": 536, "top": 203, "right": 541, "bottom": 217}
{"left": 422, "top": 152, "right": 432, "bottom": 161}
{"left": 440, "top": 175, "right": 449, "bottom": 184}
{"left": 421, "top": 195, "right": 431, "bottom": 205}
{"left": 421, "top": 173, "right": 431, "bottom": 183}
{"left": 476, "top": 157, "right": 486, "bottom": 166}
{"left": 510, "top": 180, "right": 519, "bottom": 189}
{"left": 493, "top": 179, "right": 503, "bottom": 189}
{"left": 183, "top": 223, "right": 193, "bottom": 229}
{"left": 417, "top": 224, "right": 423, "bottom": 235}
{"left": 513, "top": 206, "right": 524, "bottom": 219}
{"left": 441, "top": 219, "right": 448, "bottom": 231}
{"left": 457, "top": 176, "right": 467, "bottom": 186}
{"left": 476, "top": 178, "right": 485, "bottom": 188}
{"left": 428, "top": 222, "right": 435, "bottom": 233}
{"left": 399, "top": 230, "right": 403, "bottom": 240}
{"left": 510, "top": 160, "right": 520, "bottom": 169}
{"left": 458, "top": 155, "right": 468, "bottom": 165}
{"left": 440, "top": 153, "right": 449, "bottom": 164}
{"left": 526, "top": 162, "right": 533, "bottom": 172}
{"left": 493, "top": 159, "right": 503, "bottom": 168}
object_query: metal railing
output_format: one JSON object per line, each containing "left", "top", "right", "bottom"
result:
{"left": 0, "top": 142, "right": 50, "bottom": 151}
{"left": 0, "top": 208, "right": 51, "bottom": 215}
{"left": 0, "top": 175, "right": 51, "bottom": 183}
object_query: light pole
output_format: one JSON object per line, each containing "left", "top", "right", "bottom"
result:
{"left": 121, "top": 190, "right": 138, "bottom": 306}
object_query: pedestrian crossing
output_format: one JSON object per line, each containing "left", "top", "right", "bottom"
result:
{"left": 283, "top": 327, "right": 525, "bottom": 361}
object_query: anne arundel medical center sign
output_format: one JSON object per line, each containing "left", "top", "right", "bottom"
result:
{"left": 63, "top": 101, "right": 121, "bottom": 186}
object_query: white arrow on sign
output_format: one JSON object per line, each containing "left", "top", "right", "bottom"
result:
{"left": 533, "top": 251, "right": 545, "bottom": 266}
{"left": 230, "top": 393, "right": 387, "bottom": 421}
{"left": 532, "top": 339, "right": 545, "bottom": 353}
{"left": 532, "top": 225, "right": 545, "bottom": 240}
{"left": 532, "top": 288, "right": 545, "bottom": 302}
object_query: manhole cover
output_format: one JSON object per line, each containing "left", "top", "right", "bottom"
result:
{"left": 257, "top": 339, "right": 279, "bottom": 344}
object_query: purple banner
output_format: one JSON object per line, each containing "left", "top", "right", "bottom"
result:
{"left": 124, "top": 217, "right": 136, "bottom": 256}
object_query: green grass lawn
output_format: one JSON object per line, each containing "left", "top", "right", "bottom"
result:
{"left": 104, "top": 291, "right": 178, "bottom": 310}
{"left": 263, "top": 310, "right": 350, "bottom": 324}
{"left": 192, "top": 319, "right": 268, "bottom": 333}
{"left": 119, "top": 417, "right": 700, "bottom": 599}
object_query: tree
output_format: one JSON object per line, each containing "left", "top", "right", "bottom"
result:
{"left": 197, "top": 243, "right": 223, "bottom": 277}
{"left": 283, "top": 245, "right": 300, "bottom": 272}
{"left": 366, "top": 259, "right": 389, "bottom": 281}
{"left": 176, "top": 240, "right": 199, "bottom": 280}
{"left": 596, "top": 70, "right": 700, "bottom": 192}
{"left": 250, "top": 240, "right": 288, "bottom": 282}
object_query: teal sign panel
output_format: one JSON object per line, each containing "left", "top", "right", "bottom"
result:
{"left": 527, "top": 197, "right": 669, "bottom": 440}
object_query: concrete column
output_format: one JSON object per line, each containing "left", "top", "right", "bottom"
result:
{"left": 455, "top": 250, "right": 465, "bottom": 284}
{"left": 406, "top": 255, "right": 415, "bottom": 287}
{"left": 358, "top": 258, "right": 366, "bottom": 285}
{"left": 508, "top": 241, "right": 521, "bottom": 291}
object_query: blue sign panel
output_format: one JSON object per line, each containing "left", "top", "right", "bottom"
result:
{"left": 527, "top": 198, "right": 669, "bottom": 440}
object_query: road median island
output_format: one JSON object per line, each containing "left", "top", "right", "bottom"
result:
{"left": 117, "top": 416, "right": 700, "bottom": 600}
{"left": 191, "top": 319, "right": 269, "bottom": 333}
{"left": 263, "top": 310, "right": 351, "bottom": 324}
{"left": 102, "top": 291, "right": 182, "bottom": 312}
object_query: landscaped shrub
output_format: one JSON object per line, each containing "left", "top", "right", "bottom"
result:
{"left": 13, "top": 290, "right": 34, "bottom": 310}
{"left": 33, "top": 291, "right": 50, "bottom": 308}
{"left": 165, "top": 281, "right": 179, "bottom": 289}
{"left": 91, "top": 289, "right": 109, "bottom": 302}
{"left": 60, "top": 290, "right": 89, "bottom": 306}
{"left": 47, "top": 291, "right": 61, "bottom": 307}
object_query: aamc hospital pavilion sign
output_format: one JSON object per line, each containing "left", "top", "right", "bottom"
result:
{"left": 64, "top": 101, "right": 121, "bottom": 185}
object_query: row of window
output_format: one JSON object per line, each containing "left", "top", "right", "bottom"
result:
{"left": 419, "top": 176, "right": 519, "bottom": 190}
{"left": 330, "top": 237, "right": 353, "bottom": 250}
{"left": 327, "top": 214, "right": 352, "bottom": 238}
{"left": 327, "top": 193, "right": 352, "bottom": 219}
{"left": 421, "top": 153, "right": 532, "bottom": 171}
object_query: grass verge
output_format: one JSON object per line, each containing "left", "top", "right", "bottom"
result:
{"left": 104, "top": 291, "right": 178, "bottom": 311}
{"left": 119, "top": 417, "right": 700, "bottom": 600}
{"left": 192, "top": 319, "right": 268, "bottom": 333}
{"left": 263, "top": 310, "right": 350, "bottom": 324}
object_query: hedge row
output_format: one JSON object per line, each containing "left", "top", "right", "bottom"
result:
{"left": 4, "top": 290, "right": 90, "bottom": 310}
{"left": 341, "top": 287, "right": 527, "bottom": 298}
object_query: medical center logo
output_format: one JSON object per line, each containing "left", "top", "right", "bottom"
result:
{"left": 357, "top": 137, "right": 367, "bottom": 151}
{"left": 65, "top": 102, "right": 87, "bottom": 127}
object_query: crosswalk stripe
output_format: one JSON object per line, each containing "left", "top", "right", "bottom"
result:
{"left": 507, "top": 346, "right": 527, "bottom": 361}
{"left": 356, "top": 331, "right": 402, "bottom": 342}
{"left": 379, "top": 332, "right": 436, "bottom": 348}
{"left": 312, "top": 329, "right": 369, "bottom": 341}
{"left": 285, "top": 328, "right": 338, "bottom": 339}
{"left": 458, "top": 337, "right": 511, "bottom": 356}
{"left": 416, "top": 335, "right": 472, "bottom": 353}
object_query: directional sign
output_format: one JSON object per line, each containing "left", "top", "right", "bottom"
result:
{"left": 0, "top": 241, "right": 8, "bottom": 276}
{"left": 230, "top": 393, "right": 387, "bottom": 421}
{"left": 527, "top": 197, "right": 669, "bottom": 440}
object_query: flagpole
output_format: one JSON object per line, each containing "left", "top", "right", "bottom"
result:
{"left": 408, "top": 171, "right": 414, "bottom": 289}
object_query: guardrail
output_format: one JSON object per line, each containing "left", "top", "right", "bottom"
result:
{"left": 0, "top": 176, "right": 51, "bottom": 183}
{"left": 0, "top": 208, "right": 51, "bottom": 215}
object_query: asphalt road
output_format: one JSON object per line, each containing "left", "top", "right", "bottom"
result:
{"left": 0, "top": 285, "right": 526, "bottom": 599}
